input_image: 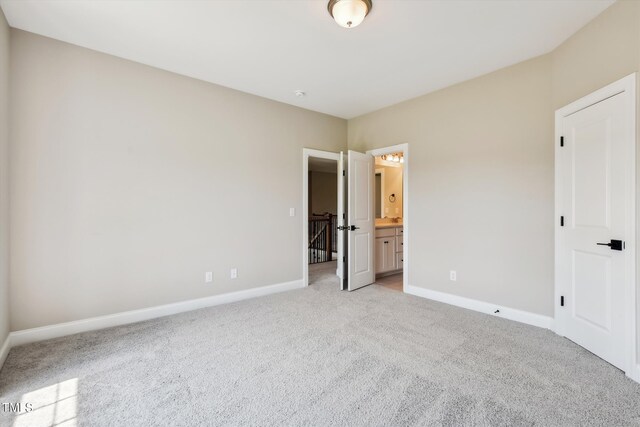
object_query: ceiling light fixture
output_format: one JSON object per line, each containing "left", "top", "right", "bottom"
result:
{"left": 327, "top": 0, "right": 372, "bottom": 29}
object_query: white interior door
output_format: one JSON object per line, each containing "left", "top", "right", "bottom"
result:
{"left": 347, "top": 150, "right": 375, "bottom": 291}
{"left": 557, "top": 90, "right": 633, "bottom": 371}
{"left": 337, "top": 151, "right": 346, "bottom": 290}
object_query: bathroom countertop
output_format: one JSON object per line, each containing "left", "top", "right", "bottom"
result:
{"left": 375, "top": 221, "right": 403, "bottom": 229}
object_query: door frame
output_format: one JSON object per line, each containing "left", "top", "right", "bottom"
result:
{"left": 302, "top": 148, "right": 340, "bottom": 287}
{"left": 366, "top": 143, "right": 409, "bottom": 293}
{"left": 375, "top": 168, "right": 386, "bottom": 219}
{"left": 554, "top": 73, "right": 637, "bottom": 381}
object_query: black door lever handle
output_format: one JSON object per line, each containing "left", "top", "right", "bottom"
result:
{"left": 338, "top": 225, "right": 360, "bottom": 231}
{"left": 597, "top": 240, "right": 624, "bottom": 251}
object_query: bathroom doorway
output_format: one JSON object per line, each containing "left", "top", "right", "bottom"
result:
{"left": 369, "top": 145, "right": 407, "bottom": 292}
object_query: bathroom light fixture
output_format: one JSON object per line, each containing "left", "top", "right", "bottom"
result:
{"left": 327, "top": 0, "right": 372, "bottom": 28}
{"left": 381, "top": 153, "right": 403, "bottom": 164}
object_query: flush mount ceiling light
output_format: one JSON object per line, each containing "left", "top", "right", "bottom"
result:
{"left": 327, "top": 0, "right": 373, "bottom": 29}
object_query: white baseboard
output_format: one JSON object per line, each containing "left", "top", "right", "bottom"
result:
{"left": 404, "top": 284, "right": 554, "bottom": 330}
{"left": 0, "top": 333, "right": 10, "bottom": 370}
{"left": 628, "top": 364, "right": 640, "bottom": 383}
{"left": 10, "top": 279, "right": 304, "bottom": 347}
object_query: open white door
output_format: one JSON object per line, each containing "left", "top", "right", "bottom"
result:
{"left": 556, "top": 75, "right": 636, "bottom": 373}
{"left": 347, "top": 150, "right": 375, "bottom": 291}
{"left": 337, "top": 151, "right": 346, "bottom": 290}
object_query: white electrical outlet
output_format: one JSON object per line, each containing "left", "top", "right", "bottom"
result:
{"left": 230, "top": 268, "right": 238, "bottom": 279}
{"left": 289, "top": 208, "right": 295, "bottom": 217}
{"left": 205, "top": 272, "right": 213, "bottom": 283}
{"left": 449, "top": 270, "right": 457, "bottom": 281}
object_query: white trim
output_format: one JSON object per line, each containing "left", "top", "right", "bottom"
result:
{"left": 367, "top": 144, "right": 409, "bottom": 293}
{"left": 554, "top": 73, "right": 637, "bottom": 381}
{"left": 0, "top": 334, "right": 10, "bottom": 369}
{"left": 302, "top": 148, "right": 340, "bottom": 287}
{"left": 374, "top": 168, "right": 385, "bottom": 219}
{"left": 631, "top": 364, "right": 640, "bottom": 383}
{"left": 367, "top": 143, "right": 408, "bottom": 156}
{"left": 10, "top": 279, "right": 304, "bottom": 347}
{"left": 405, "top": 284, "right": 554, "bottom": 330}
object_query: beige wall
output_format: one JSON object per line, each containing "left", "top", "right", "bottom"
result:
{"left": 9, "top": 30, "right": 346, "bottom": 331}
{"left": 309, "top": 171, "right": 337, "bottom": 215}
{"left": 0, "top": 9, "right": 9, "bottom": 344}
{"left": 551, "top": 0, "right": 640, "bottom": 110}
{"left": 349, "top": 0, "right": 640, "bottom": 351}
{"left": 350, "top": 55, "right": 554, "bottom": 316}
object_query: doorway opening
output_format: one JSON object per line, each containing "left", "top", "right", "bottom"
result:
{"left": 303, "top": 150, "right": 340, "bottom": 287}
{"left": 372, "top": 152, "right": 404, "bottom": 292}
{"left": 302, "top": 145, "right": 409, "bottom": 294}
{"left": 308, "top": 157, "right": 339, "bottom": 285}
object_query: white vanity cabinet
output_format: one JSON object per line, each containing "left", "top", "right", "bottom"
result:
{"left": 375, "top": 226, "right": 403, "bottom": 275}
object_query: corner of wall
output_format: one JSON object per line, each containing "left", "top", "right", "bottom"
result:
{"left": 0, "top": 5, "right": 11, "bottom": 368}
{"left": 550, "top": 0, "right": 640, "bottom": 109}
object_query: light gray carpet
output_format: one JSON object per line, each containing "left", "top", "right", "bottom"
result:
{"left": 2, "top": 263, "right": 640, "bottom": 426}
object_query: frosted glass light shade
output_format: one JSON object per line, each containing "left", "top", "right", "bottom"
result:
{"left": 328, "top": 0, "right": 372, "bottom": 28}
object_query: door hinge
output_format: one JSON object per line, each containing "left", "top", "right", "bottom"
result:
{"left": 342, "top": 170, "right": 345, "bottom": 176}
{"left": 560, "top": 216, "right": 564, "bottom": 227}
{"left": 560, "top": 296, "right": 565, "bottom": 307}
{"left": 560, "top": 136, "right": 564, "bottom": 147}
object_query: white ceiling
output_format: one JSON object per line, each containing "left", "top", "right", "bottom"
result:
{"left": 0, "top": 0, "right": 615, "bottom": 119}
